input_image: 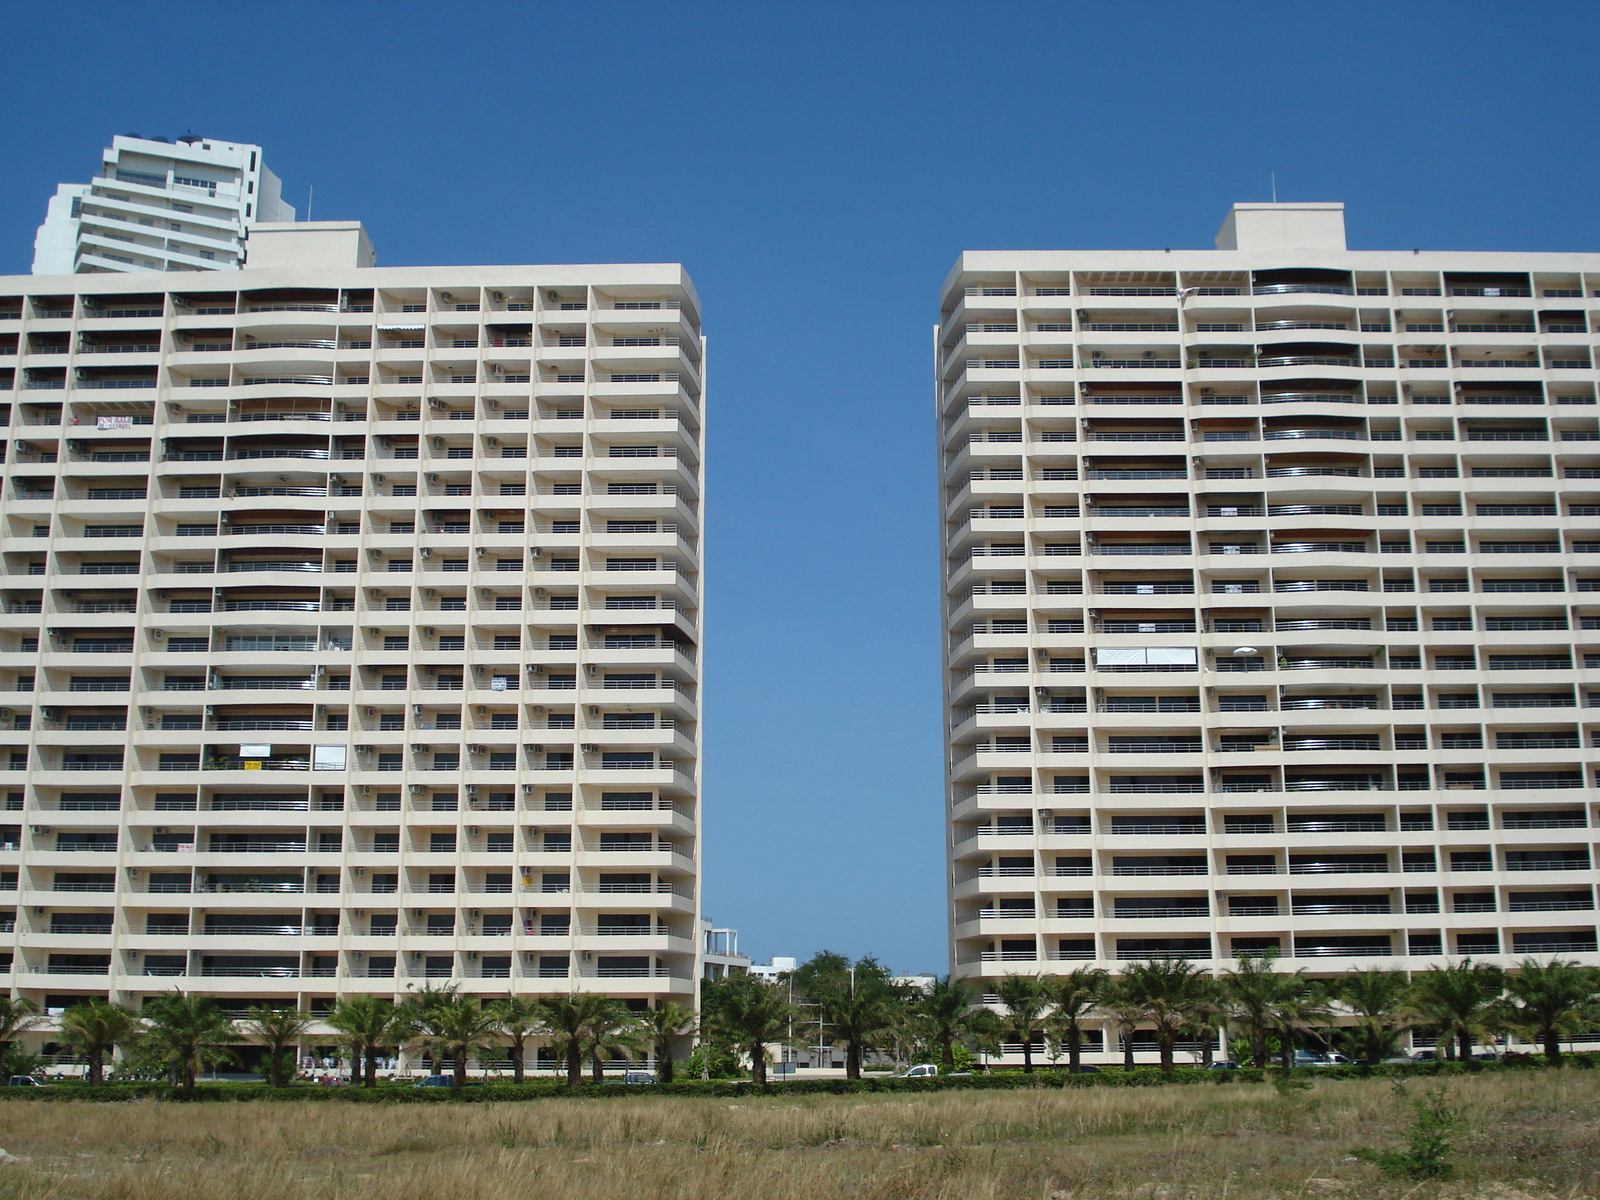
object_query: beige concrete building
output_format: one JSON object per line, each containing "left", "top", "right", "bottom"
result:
{"left": 939, "top": 203, "right": 1600, "bottom": 1060}
{"left": 0, "top": 225, "right": 703, "bottom": 1033}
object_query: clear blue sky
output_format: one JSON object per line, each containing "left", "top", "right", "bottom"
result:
{"left": 3, "top": 1, "right": 1598, "bottom": 973}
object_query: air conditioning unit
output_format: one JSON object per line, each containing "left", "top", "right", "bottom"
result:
{"left": 468, "top": 745, "right": 485, "bottom": 755}
{"left": 409, "top": 784, "right": 427, "bottom": 794}
{"left": 354, "top": 867, "right": 366, "bottom": 877}
{"left": 419, "top": 547, "right": 432, "bottom": 558}
{"left": 588, "top": 706, "right": 600, "bottom": 717}
{"left": 521, "top": 784, "right": 535, "bottom": 794}
{"left": 364, "top": 708, "right": 375, "bottom": 718}
{"left": 465, "top": 784, "right": 478, "bottom": 795}
{"left": 469, "top": 830, "right": 480, "bottom": 840}
{"left": 581, "top": 744, "right": 598, "bottom": 754}
{"left": 475, "top": 707, "right": 487, "bottom": 716}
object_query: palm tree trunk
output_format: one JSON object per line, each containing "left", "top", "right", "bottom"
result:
{"left": 365, "top": 1048, "right": 378, "bottom": 1087}
{"left": 1068, "top": 1027, "right": 1081, "bottom": 1074}
{"left": 749, "top": 1040, "right": 766, "bottom": 1087}
{"left": 1251, "top": 1027, "right": 1267, "bottom": 1069}
{"left": 1457, "top": 1028, "right": 1473, "bottom": 1063}
{"left": 658, "top": 1041, "right": 675, "bottom": 1084}
{"left": 846, "top": 1041, "right": 861, "bottom": 1080}
{"left": 590, "top": 1049, "right": 604, "bottom": 1083}
{"left": 566, "top": 1042, "right": 583, "bottom": 1086}
{"left": 1543, "top": 1029, "right": 1560, "bottom": 1062}
{"left": 940, "top": 1032, "right": 954, "bottom": 1070}
{"left": 1159, "top": 1035, "right": 1174, "bottom": 1073}
{"left": 454, "top": 1049, "right": 469, "bottom": 1088}
{"left": 1021, "top": 1036, "right": 1033, "bottom": 1073}
{"left": 1122, "top": 1030, "right": 1135, "bottom": 1069}
{"left": 511, "top": 1040, "right": 526, "bottom": 1083}
{"left": 88, "top": 1052, "right": 103, "bottom": 1087}
{"left": 1278, "top": 1027, "right": 1293, "bottom": 1071}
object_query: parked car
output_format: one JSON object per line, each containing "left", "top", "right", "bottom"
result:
{"left": 413, "top": 1075, "right": 452, "bottom": 1088}
{"left": 1293, "top": 1051, "right": 1350, "bottom": 1067}
{"left": 895, "top": 1064, "right": 972, "bottom": 1078}
{"left": 6, "top": 1076, "right": 42, "bottom": 1087}
{"left": 1206, "top": 1061, "right": 1240, "bottom": 1070}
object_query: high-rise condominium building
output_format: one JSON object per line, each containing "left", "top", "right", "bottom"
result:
{"left": 32, "top": 135, "right": 295, "bottom": 276}
{"left": 0, "top": 224, "right": 703, "bottom": 1046}
{"left": 939, "top": 202, "right": 1600, "bottom": 1061}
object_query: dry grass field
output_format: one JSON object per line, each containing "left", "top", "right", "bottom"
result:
{"left": 0, "top": 1072, "right": 1594, "bottom": 1200}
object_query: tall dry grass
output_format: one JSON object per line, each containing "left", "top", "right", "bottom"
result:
{"left": 0, "top": 1072, "right": 1594, "bottom": 1200}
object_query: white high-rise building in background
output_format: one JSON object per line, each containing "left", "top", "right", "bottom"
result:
{"left": 0, "top": 224, "right": 703, "bottom": 1066}
{"left": 939, "top": 202, "right": 1600, "bottom": 1063}
{"left": 32, "top": 135, "right": 295, "bottom": 276}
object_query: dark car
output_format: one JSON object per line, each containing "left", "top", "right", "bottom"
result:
{"left": 1206, "top": 1061, "right": 1240, "bottom": 1070}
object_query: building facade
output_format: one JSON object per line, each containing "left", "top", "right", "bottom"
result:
{"left": 0, "top": 228, "right": 703, "bottom": 1029}
{"left": 32, "top": 135, "right": 294, "bottom": 276}
{"left": 939, "top": 203, "right": 1600, "bottom": 1058}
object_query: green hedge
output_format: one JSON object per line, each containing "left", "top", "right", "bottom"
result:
{"left": 2, "top": 1055, "right": 1592, "bottom": 1103}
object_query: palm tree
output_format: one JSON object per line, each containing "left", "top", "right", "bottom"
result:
{"left": 1096, "top": 975, "right": 1146, "bottom": 1069}
{"left": 701, "top": 972, "right": 794, "bottom": 1086}
{"left": 1120, "top": 958, "right": 1213, "bottom": 1073}
{"left": 1408, "top": 959, "right": 1505, "bottom": 1063}
{"left": 584, "top": 1000, "right": 643, "bottom": 1083}
{"left": 491, "top": 996, "right": 541, "bottom": 1083}
{"left": 327, "top": 995, "right": 405, "bottom": 1087}
{"left": 994, "top": 973, "right": 1049, "bottom": 1073}
{"left": 792, "top": 952, "right": 898, "bottom": 1079}
{"left": 1335, "top": 968, "right": 1412, "bottom": 1065}
{"left": 140, "top": 992, "right": 237, "bottom": 1092}
{"left": 1042, "top": 967, "right": 1107, "bottom": 1074}
{"left": 0, "top": 996, "right": 42, "bottom": 1070}
{"left": 1497, "top": 958, "right": 1600, "bottom": 1062}
{"left": 534, "top": 992, "right": 617, "bottom": 1086}
{"left": 1219, "top": 950, "right": 1322, "bottom": 1069}
{"left": 241, "top": 1006, "right": 313, "bottom": 1087}
{"left": 915, "top": 975, "right": 994, "bottom": 1070}
{"left": 58, "top": 1000, "right": 140, "bottom": 1086}
{"left": 640, "top": 1001, "right": 696, "bottom": 1083}
{"left": 410, "top": 991, "right": 503, "bottom": 1088}
{"left": 1268, "top": 978, "right": 1334, "bottom": 1071}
